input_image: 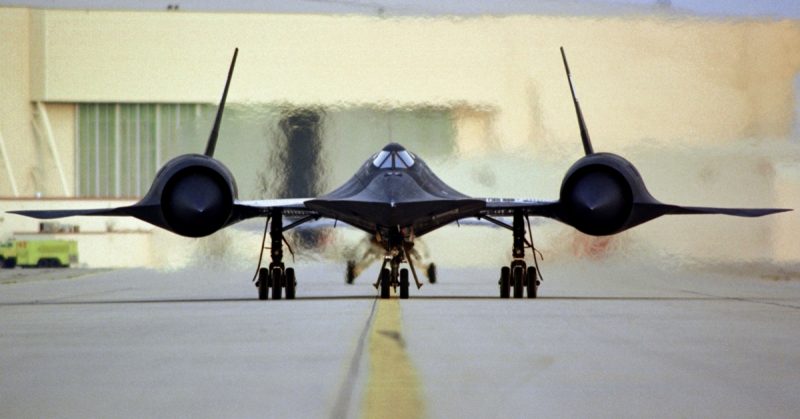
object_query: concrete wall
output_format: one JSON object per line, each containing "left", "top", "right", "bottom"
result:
{"left": 0, "top": 8, "right": 34, "bottom": 197}
{"left": 16, "top": 9, "right": 800, "bottom": 151}
{"left": 0, "top": 9, "right": 76, "bottom": 198}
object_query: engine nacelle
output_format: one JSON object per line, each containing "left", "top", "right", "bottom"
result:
{"left": 559, "top": 153, "right": 655, "bottom": 236}
{"left": 136, "top": 154, "right": 238, "bottom": 237}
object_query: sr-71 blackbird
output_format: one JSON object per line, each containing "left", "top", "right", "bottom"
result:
{"left": 11, "top": 48, "right": 790, "bottom": 300}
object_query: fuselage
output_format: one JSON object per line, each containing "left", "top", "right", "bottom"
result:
{"left": 305, "top": 143, "right": 485, "bottom": 239}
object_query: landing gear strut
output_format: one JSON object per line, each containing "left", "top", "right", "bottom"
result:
{"left": 498, "top": 210, "right": 540, "bottom": 299}
{"left": 375, "top": 254, "right": 414, "bottom": 300}
{"left": 255, "top": 210, "right": 297, "bottom": 300}
{"left": 344, "top": 234, "right": 436, "bottom": 286}
{"left": 373, "top": 228, "right": 421, "bottom": 299}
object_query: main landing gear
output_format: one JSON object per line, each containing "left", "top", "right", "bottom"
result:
{"left": 254, "top": 210, "right": 298, "bottom": 300}
{"left": 258, "top": 266, "right": 295, "bottom": 300}
{"left": 498, "top": 210, "right": 541, "bottom": 299}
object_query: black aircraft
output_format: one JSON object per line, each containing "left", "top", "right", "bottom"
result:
{"left": 11, "top": 48, "right": 790, "bottom": 300}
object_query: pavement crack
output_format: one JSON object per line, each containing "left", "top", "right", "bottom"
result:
{"left": 330, "top": 296, "right": 378, "bottom": 419}
{"left": 679, "top": 289, "right": 800, "bottom": 311}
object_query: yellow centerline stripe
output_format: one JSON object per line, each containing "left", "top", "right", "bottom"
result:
{"left": 362, "top": 296, "right": 425, "bottom": 419}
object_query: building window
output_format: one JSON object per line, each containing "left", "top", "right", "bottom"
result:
{"left": 76, "top": 104, "right": 212, "bottom": 197}
{"left": 75, "top": 104, "right": 457, "bottom": 199}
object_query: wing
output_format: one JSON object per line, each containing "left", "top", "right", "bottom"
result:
{"left": 8, "top": 206, "right": 141, "bottom": 219}
{"left": 481, "top": 198, "right": 561, "bottom": 218}
{"left": 475, "top": 195, "right": 788, "bottom": 237}
{"left": 11, "top": 198, "right": 319, "bottom": 222}
{"left": 633, "top": 203, "right": 790, "bottom": 218}
{"left": 481, "top": 197, "right": 788, "bottom": 219}
{"left": 231, "top": 198, "right": 319, "bottom": 220}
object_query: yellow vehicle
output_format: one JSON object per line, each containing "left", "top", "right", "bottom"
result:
{"left": 0, "top": 240, "right": 78, "bottom": 268}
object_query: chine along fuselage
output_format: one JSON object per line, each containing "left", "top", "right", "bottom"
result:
{"left": 305, "top": 143, "right": 485, "bottom": 244}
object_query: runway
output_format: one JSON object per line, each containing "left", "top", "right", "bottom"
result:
{"left": 1, "top": 260, "right": 799, "bottom": 418}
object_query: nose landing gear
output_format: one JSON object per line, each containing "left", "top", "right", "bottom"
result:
{"left": 373, "top": 241, "right": 422, "bottom": 299}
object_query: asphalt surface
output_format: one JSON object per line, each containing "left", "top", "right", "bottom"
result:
{"left": 1, "top": 260, "right": 799, "bottom": 418}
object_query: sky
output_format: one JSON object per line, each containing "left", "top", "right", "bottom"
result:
{"left": 1, "top": 0, "right": 799, "bottom": 19}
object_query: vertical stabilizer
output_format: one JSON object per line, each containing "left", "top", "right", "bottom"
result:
{"left": 560, "top": 46, "right": 594, "bottom": 155}
{"left": 204, "top": 48, "right": 239, "bottom": 157}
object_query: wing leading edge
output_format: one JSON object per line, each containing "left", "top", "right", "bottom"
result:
{"left": 482, "top": 197, "right": 789, "bottom": 236}
{"left": 10, "top": 199, "right": 319, "bottom": 227}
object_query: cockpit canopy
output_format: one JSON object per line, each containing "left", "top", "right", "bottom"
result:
{"left": 372, "top": 143, "right": 416, "bottom": 169}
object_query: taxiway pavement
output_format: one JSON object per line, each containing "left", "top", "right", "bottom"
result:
{"left": 1, "top": 260, "right": 799, "bottom": 418}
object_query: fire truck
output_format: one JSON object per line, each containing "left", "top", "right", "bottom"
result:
{"left": 0, "top": 240, "right": 78, "bottom": 268}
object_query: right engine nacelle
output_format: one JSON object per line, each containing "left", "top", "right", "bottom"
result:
{"left": 136, "top": 154, "right": 239, "bottom": 237}
{"left": 559, "top": 153, "right": 655, "bottom": 236}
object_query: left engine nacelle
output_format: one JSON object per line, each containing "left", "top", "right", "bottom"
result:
{"left": 135, "top": 154, "right": 238, "bottom": 237}
{"left": 558, "top": 152, "right": 658, "bottom": 236}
